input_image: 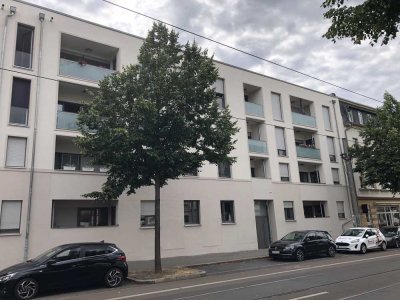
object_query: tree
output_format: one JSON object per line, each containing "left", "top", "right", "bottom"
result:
{"left": 322, "top": 0, "right": 400, "bottom": 45}
{"left": 76, "top": 22, "right": 239, "bottom": 273}
{"left": 349, "top": 92, "right": 400, "bottom": 194}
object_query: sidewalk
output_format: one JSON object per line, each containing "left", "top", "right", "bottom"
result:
{"left": 127, "top": 249, "right": 268, "bottom": 271}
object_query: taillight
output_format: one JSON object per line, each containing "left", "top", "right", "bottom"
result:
{"left": 117, "top": 255, "right": 126, "bottom": 262}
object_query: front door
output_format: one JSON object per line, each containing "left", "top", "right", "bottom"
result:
{"left": 254, "top": 200, "right": 271, "bottom": 249}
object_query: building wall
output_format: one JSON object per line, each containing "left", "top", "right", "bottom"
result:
{"left": 0, "top": 0, "right": 351, "bottom": 269}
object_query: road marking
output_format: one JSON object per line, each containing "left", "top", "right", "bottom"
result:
{"left": 288, "top": 292, "right": 328, "bottom": 300}
{"left": 340, "top": 281, "right": 400, "bottom": 299}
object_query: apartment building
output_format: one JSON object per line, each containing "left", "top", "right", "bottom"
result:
{"left": 0, "top": 0, "right": 352, "bottom": 269}
{"left": 339, "top": 99, "right": 400, "bottom": 228}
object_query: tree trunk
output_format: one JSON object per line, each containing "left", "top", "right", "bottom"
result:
{"left": 154, "top": 177, "right": 162, "bottom": 273}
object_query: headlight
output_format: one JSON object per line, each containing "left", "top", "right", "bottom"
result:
{"left": 0, "top": 272, "right": 16, "bottom": 282}
{"left": 350, "top": 239, "right": 360, "bottom": 243}
{"left": 284, "top": 245, "right": 295, "bottom": 250}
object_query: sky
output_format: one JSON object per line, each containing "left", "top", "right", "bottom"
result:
{"left": 25, "top": 0, "right": 400, "bottom": 108}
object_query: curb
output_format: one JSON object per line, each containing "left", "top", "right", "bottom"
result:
{"left": 180, "top": 255, "right": 269, "bottom": 268}
{"left": 128, "top": 270, "right": 207, "bottom": 284}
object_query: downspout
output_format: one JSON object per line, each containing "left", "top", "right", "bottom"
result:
{"left": 331, "top": 99, "right": 354, "bottom": 229}
{"left": 24, "top": 12, "right": 45, "bottom": 261}
{"left": 0, "top": 6, "right": 16, "bottom": 93}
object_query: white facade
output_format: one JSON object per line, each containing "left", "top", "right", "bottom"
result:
{"left": 0, "top": 0, "right": 352, "bottom": 269}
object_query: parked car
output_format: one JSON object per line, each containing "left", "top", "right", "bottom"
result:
{"left": 380, "top": 226, "right": 400, "bottom": 248}
{"left": 335, "top": 227, "right": 386, "bottom": 253}
{"left": 0, "top": 242, "right": 128, "bottom": 300}
{"left": 269, "top": 230, "right": 336, "bottom": 262}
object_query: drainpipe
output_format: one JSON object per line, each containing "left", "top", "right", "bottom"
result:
{"left": 331, "top": 99, "right": 357, "bottom": 228}
{"left": 24, "top": 12, "right": 45, "bottom": 261}
{"left": 0, "top": 6, "right": 16, "bottom": 94}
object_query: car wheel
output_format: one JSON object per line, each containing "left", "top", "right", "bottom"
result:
{"left": 360, "top": 243, "right": 367, "bottom": 254}
{"left": 14, "top": 278, "right": 38, "bottom": 300}
{"left": 295, "top": 249, "right": 305, "bottom": 262}
{"left": 105, "top": 267, "right": 123, "bottom": 288}
{"left": 327, "top": 246, "right": 336, "bottom": 257}
{"left": 381, "top": 241, "right": 387, "bottom": 251}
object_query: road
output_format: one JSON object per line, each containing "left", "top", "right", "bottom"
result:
{"left": 35, "top": 249, "right": 400, "bottom": 300}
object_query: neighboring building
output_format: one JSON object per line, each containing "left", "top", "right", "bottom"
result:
{"left": 0, "top": 0, "right": 352, "bottom": 269}
{"left": 339, "top": 99, "right": 400, "bottom": 228}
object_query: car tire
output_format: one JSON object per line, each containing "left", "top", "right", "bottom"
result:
{"left": 295, "top": 249, "right": 305, "bottom": 262}
{"left": 381, "top": 241, "right": 387, "bottom": 251}
{"left": 14, "top": 278, "right": 39, "bottom": 300}
{"left": 327, "top": 246, "right": 336, "bottom": 257}
{"left": 360, "top": 243, "right": 367, "bottom": 254}
{"left": 104, "top": 267, "right": 123, "bottom": 288}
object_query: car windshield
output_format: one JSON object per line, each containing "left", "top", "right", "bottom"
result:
{"left": 342, "top": 229, "right": 364, "bottom": 237}
{"left": 281, "top": 231, "right": 307, "bottom": 241}
{"left": 29, "top": 246, "right": 63, "bottom": 263}
{"left": 380, "top": 227, "right": 397, "bottom": 235}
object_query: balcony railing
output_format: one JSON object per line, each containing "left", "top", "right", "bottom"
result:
{"left": 10, "top": 106, "right": 29, "bottom": 125}
{"left": 57, "top": 111, "right": 79, "bottom": 131}
{"left": 59, "top": 58, "right": 115, "bottom": 82}
{"left": 245, "top": 102, "right": 264, "bottom": 118}
{"left": 292, "top": 112, "right": 316, "bottom": 128}
{"left": 296, "top": 145, "right": 321, "bottom": 159}
{"left": 248, "top": 139, "right": 268, "bottom": 154}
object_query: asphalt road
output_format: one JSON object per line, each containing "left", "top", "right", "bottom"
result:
{"left": 31, "top": 249, "right": 400, "bottom": 300}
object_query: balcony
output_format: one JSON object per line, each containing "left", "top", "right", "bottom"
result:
{"left": 59, "top": 58, "right": 115, "bottom": 82}
{"left": 57, "top": 111, "right": 79, "bottom": 131}
{"left": 296, "top": 145, "right": 321, "bottom": 160}
{"left": 245, "top": 102, "right": 264, "bottom": 118}
{"left": 292, "top": 112, "right": 316, "bottom": 128}
{"left": 9, "top": 106, "right": 28, "bottom": 125}
{"left": 248, "top": 139, "right": 268, "bottom": 154}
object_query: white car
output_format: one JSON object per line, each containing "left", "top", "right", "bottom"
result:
{"left": 335, "top": 227, "right": 387, "bottom": 253}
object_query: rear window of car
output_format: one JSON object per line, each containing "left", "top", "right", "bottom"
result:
{"left": 84, "top": 245, "right": 115, "bottom": 257}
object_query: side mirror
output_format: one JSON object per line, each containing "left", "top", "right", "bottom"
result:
{"left": 47, "top": 259, "right": 57, "bottom": 266}
{"left": 305, "top": 237, "right": 311, "bottom": 242}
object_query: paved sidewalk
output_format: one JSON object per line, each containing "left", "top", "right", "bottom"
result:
{"left": 127, "top": 249, "right": 268, "bottom": 271}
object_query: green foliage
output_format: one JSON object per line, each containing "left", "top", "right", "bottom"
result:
{"left": 322, "top": 0, "right": 400, "bottom": 45}
{"left": 349, "top": 92, "right": 400, "bottom": 194}
{"left": 76, "top": 22, "right": 239, "bottom": 201}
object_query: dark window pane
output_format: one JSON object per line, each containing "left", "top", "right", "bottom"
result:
{"left": 54, "top": 247, "right": 81, "bottom": 261}
{"left": 299, "top": 172, "right": 309, "bottom": 183}
{"left": 221, "top": 201, "right": 235, "bottom": 223}
{"left": 15, "top": 24, "right": 34, "bottom": 68}
{"left": 184, "top": 200, "right": 200, "bottom": 225}
{"left": 11, "top": 78, "right": 31, "bottom": 108}
{"left": 218, "top": 162, "right": 231, "bottom": 178}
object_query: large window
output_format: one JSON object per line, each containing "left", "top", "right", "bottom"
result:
{"left": 337, "top": 201, "right": 345, "bottom": 219}
{"left": 54, "top": 152, "right": 107, "bottom": 173}
{"left": 6, "top": 136, "right": 27, "bottom": 167}
{"left": 10, "top": 78, "right": 31, "bottom": 125}
{"left": 303, "top": 201, "right": 327, "bottom": 218}
{"left": 322, "top": 106, "right": 332, "bottom": 131}
{"left": 271, "top": 93, "right": 283, "bottom": 121}
{"left": 140, "top": 200, "right": 155, "bottom": 227}
{"left": 377, "top": 206, "right": 400, "bottom": 227}
{"left": 327, "top": 137, "right": 336, "bottom": 162}
{"left": 279, "top": 163, "right": 290, "bottom": 182}
{"left": 0, "top": 200, "right": 22, "bottom": 233}
{"left": 51, "top": 200, "right": 117, "bottom": 228}
{"left": 220, "top": 200, "right": 235, "bottom": 223}
{"left": 15, "top": 24, "right": 34, "bottom": 68}
{"left": 275, "top": 127, "right": 286, "bottom": 156}
{"left": 284, "top": 201, "right": 295, "bottom": 221}
{"left": 218, "top": 162, "right": 231, "bottom": 178}
{"left": 213, "top": 78, "right": 225, "bottom": 108}
{"left": 184, "top": 200, "right": 200, "bottom": 225}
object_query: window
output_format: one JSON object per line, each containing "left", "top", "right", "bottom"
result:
{"left": 322, "top": 106, "right": 332, "bottom": 131}
{"left": 275, "top": 127, "right": 286, "bottom": 156}
{"left": 279, "top": 163, "right": 290, "bottom": 181}
{"left": 54, "top": 152, "right": 80, "bottom": 171}
{"left": 15, "top": 24, "right": 34, "bottom": 68}
{"left": 78, "top": 208, "right": 113, "bottom": 227}
{"left": 332, "top": 168, "right": 340, "bottom": 184}
{"left": 10, "top": 78, "right": 31, "bottom": 125}
{"left": 218, "top": 162, "right": 231, "bottom": 178}
{"left": 303, "top": 201, "right": 327, "bottom": 218}
{"left": 271, "top": 93, "right": 283, "bottom": 121}
{"left": 213, "top": 78, "right": 225, "bottom": 108}
{"left": 327, "top": 137, "right": 336, "bottom": 162}
{"left": 300, "top": 170, "right": 320, "bottom": 183}
{"left": 284, "top": 201, "right": 294, "bottom": 221}
{"left": 221, "top": 201, "right": 235, "bottom": 223}
{"left": 337, "top": 201, "right": 345, "bottom": 219}
{"left": 6, "top": 136, "right": 27, "bottom": 167}
{"left": 141, "top": 200, "right": 155, "bottom": 227}
{"left": 0, "top": 200, "right": 22, "bottom": 233}
{"left": 54, "top": 247, "right": 81, "bottom": 262}
{"left": 84, "top": 245, "right": 113, "bottom": 257}
{"left": 184, "top": 200, "right": 200, "bottom": 225}
{"left": 358, "top": 111, "right": 364, "bottom": 125}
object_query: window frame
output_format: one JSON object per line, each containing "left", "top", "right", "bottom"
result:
{"left": 303, "top": 201, "right": 328, "bottom": 218}
{"left": 271, "top": 92, "right": 283, "bottom": 121}
{"left": 5, "top": 136, "right": 27, "bottom": 168}
{"left": 0, "top": 200, "right": 23, "bottom": 234}
{"left": 220, "top": 200, "right": 235, "bottom": 224}
{"left": 9, "top": 77, "right": 31, "bottom": 126}
{"left": 332, "top": 168, "right": 340, "bottom": 185}
{"left": 322, "top": 106, "right": 332, "bottom": 131}
{"left": 14, "top": 23, "right": 35, "bottom": 69}
{"left": 279, "top": 163, "right": 290, "bottom": 182}
{"left": 140, "top": 200, "right": 155, "bottom": 228}
{"left": 218, "top": 162, "right": 231, "bottom": 178}
{"left": 184, "top": 200, "right": 200, "bottom": 226}
{"left": 337, "top": 201, "right": 345, "bottom": 219}
{"left": 283, "top": 201, "right": 295, "bottom": 221}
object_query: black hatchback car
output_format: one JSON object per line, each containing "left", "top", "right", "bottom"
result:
{"left": 269, "top": 230, "right": 336, "bottom": 261}
{"left": 0, "top": 242, "right": 128, "bottom": 300}
{"left": 380, "top": 226, "right": 400, "bottom": 248}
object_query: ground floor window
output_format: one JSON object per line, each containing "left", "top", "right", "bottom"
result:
{"left": 51, "top": 200, "right": 117, "bottom": 228}
{"left": 377, "top": 205, "right": 400, "bottom": 227}
{"left": 337, "top": 201, "right": 345, "bottom": 219}
{"left": 140, "top": 200, "right": 155, "bottom": 227}
{"left": 220, "top": 200, "right": 235, "bottom": 223}
{"left": 0, "top": 200, "right": 22, "bottom": 233}
{"left": 184, "top": 200, "right": 200, "bottom": 225}
{"left": 284, "top": 201, "right": 295, "bottom": 221}
{"left": 303, "top": 201, "right": 327, "bottom": 218}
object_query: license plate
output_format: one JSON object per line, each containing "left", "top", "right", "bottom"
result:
{"left": 272, "top": 250, "right": 280, "bottom": 254}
